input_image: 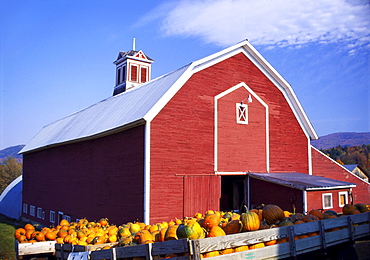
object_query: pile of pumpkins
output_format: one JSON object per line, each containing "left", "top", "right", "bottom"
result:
{"left": 14, "top": 203, "right": 369, "bottom": 258}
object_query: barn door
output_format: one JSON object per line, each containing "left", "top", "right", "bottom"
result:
{"left": 183, "top": 175, "right": 221, "bottom": 216}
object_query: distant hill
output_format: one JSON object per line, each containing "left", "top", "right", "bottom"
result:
{"left": 0, "top": 145, "right": 25, "bottom": 162}
{"left": 311, "top": 132, "right": 370, "bottom": 150}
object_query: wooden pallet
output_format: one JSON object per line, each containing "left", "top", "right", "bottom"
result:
{"left": 15, "top": 240, "right": 56, "bottom": 259}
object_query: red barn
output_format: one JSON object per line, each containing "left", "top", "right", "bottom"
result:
{"left": 20, "top": 40, "right": 370, "bottom": 226}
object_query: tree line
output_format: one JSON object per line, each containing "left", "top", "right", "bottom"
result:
{"left": 321, "top": 144, "right": 370, "bottom": 176}
{"left": 0, "top": 156, "right": 22, "bottom": 195}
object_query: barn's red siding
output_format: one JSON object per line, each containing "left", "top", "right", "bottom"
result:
{"left": 311, "top": 147, "right": 370, "bottom": 203}
{"left": 217, "top": 86, "right": 267, "bottom": 172}
{"left": 249, "top": 178, "right": 303, "bottom": 212}
{"left": 306, "top": 188, "right": 352, "bottom": 213}
{"left": 22, "top": 125, "right": 145, "bottom": 225}
{"left": 150, "top": 53, "right": 310, "bottom": 223}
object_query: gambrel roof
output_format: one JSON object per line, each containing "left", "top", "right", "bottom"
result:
{"left": 20, "top": 40, "right": 318, "bottom": 154}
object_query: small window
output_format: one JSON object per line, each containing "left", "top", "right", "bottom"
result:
{"left": 122, "top": 65, "right": 126, "bottom": 82}
{"left": 23, "top": 203, "right": 28, "bottom": 214}
{"left": 236, "top": 103, "right": 248, "bottom": 124}
{"left": 117, "top": 67, "right": 121, "bottom": 85}
{"left": 37, "top": 207, "right": 42, "bottom": 218}
{"left": 50, "top": 211, "right": 55, "bottom": 223}
{"left": 140, "top": 67, "right": 147, "bottom": 83}
{"left": 30, "top": 205, "right": 36, "bottom": 216}
{"left": 338, "top": 191, "right": 348, "bottom": 207}
{"left": 322, "top": 193, "right": 333, "bottom": 209}
{"left": 65, "top": 215, "right": 71, "bottom": 222}
{"left": 131, "top": 65, "right": 138, "bottom": 82}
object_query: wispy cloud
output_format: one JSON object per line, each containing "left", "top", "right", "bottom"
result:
{"left": 148, "top": 0, "right": 370, "bottom": 49}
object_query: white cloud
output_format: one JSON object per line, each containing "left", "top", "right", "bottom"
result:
{"left": 154, "top": 0, "right": 370, "bottom": 49}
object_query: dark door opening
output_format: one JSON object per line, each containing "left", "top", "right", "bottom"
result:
{"left": 220, "top": 175, "right": 247, "bottom": 213}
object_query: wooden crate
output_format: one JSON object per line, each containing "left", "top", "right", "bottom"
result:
{"left": 15, "top": 240, "right": 56, "bottom": 259}
{"left": 88, "top": 212, "right": 370, "bottom": 260}
{"left": 55, "top": 243, "right": 118, "bottom": 260}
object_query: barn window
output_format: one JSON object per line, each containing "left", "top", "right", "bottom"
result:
{"left": 30, "top": 205, "right": 35, "bottom": 216}
{"left": 37, "top": 207, "right": 43, "bottom": 218}
{"left": 236, "top": 103, "right": 248, "bottom": 124}
{"left": 322, "top": 193, "right": 333, "bottom": 209}
{"left": 22, "top": 203, "right": 28, "bottom": 214}
{"left": 131, "top": 65, "right": 138, "bottom": 82}
{"left": 140, "top": 67, "right": 148, "bottom": 83}
{"left": 50, "top": 211, "right": 55, "bottom": 223}
{"left": 117, "top": 67, "right": 121, "bottom": 85}
{"left": 338, "top": 191, "right": 348, "bottom": 207}
{"left": 65, "top": 215, "right": 71, "bottom": 222}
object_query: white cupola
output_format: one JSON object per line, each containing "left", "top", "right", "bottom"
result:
{"left": 113, "top": 41, "right": 154, "bottom": 95}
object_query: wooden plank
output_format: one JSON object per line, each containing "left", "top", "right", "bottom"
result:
{"left": 151, "top": 239, "right": 190, "bottom": 255}
{"left": 16, "top": 241, "right": 56, "bottom": 256}
{"left": 115, "top": 244, "right": 148, "bottom": 258}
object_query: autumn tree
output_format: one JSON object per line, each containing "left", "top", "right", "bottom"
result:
{"left": 0, "top": 156, "right": 22, "bottom": 194}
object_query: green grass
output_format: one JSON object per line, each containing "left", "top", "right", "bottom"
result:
{"left": 0, "top": 214, "right": 28, "bottom": 260}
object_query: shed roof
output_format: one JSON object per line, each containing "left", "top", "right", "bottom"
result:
{"left": 0, "top": 175, "right": 22, "bottom": 219}
{"left": 343, "top": 164, "right": 358, "bottom": 172}
{"left": 20, "top": 40, "right": 318, "bottom": 154}
{"left": 248, "top": 172, "right": 356, "bottom": 190}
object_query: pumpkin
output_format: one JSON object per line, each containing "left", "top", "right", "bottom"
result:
{"left": 234, "top": 245, "right": 249, "bottom": 252}
{"left": 262, "top": 204, "right": 285, "bottom": 225}
{"left": 45, "top": 231, "right": 57, "bottom": 241}
{"left": 158, "top": 227, "right": 168, "bottom": 242}
{"left": 164, "top": 225, "right": 178, "bottom": 241}
{"left": 137, "top": 230, "right": 154, "bottom": 244}
{"left": 355, "top": 203, "right": 369, "bottom": 213}
{"left": 203, "top": 251, "right": 220, "bottom": 258}
{"left": 14, "top": 228, "right": 26, "bottom": 239}
{"left": 290, "top": 213, "right": 304, "bottom": 222}
{"left": 323, "top": 210, "right": 338, "bottom": 219}
{"left": 350, "top": 209, "right": 361, "bottom": 215}
{"left": 265, "top": 239, "right": 277, "bottom": 246}
{"left": 24, "top": 223, "right": 35, "bottom": 231}
{"left": 220, "top": 248, "right": 234, "bottom": 254}
{"left": 250, "top": 209, "right": 263, "bottom": 221}
{"left": 302, "top": 214, "right": 319, "bottom": 222}
{"left": 241, "top": 206, "right": 260, "bottom": 231}
{"left": 278, "top": 220, "right": 294, "bottom": 227}
{"left": 294, "top": 220, "right": 305, "bottom": 225}
{"left": 342, "top": 204, "right": 357, "bottom": 215}
{"left": 259, "top": 221, "right": 270, "bottom": 230}
{"left": 176, "top": 219, "right": 205, "bottom": 240}
{"left": 249, "top": 243, "right": 265, "bottom": 249}
{"left": 308, "top": 209, "right": 323, "bottom": 220}
{"left": 202, "top": 214, "right": 220, "bottom": 230}
{"left": 207, "top": 226, "right": 226, "bottom": 237}
{"left": 223, "top": 219, "right": 242, "bottom": 234}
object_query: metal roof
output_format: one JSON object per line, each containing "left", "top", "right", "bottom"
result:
{"left": 20, "top": 40, "right": 319, "bottom": 154}
{"left": 248, "top": 172, "right": 356, "bottom": 190}
{"left": 20, "top": 64, "right": 191, "bottom": 154}
{"left": 343, "top": 164, "right": 358, "bottom": 172}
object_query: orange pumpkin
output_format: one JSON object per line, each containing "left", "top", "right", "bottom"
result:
{"left": 355, "top": 203, "right": 369, "bottom": 213}
{"left": 137, "top": 230, "right": 154, "bottom": 244}
{"left": 249, "top": 243, "right": 265, "bottom": 249}
{"left": 342, "top": 204, "right": 357, "bottom": 215}
{"left": 207, "top": 226, "right": 226, "bottom": 237}
{"left": 14, "top": 228, "right": 26, "bottom": 238}
{"left": 25, "top": 229, "right": 35, "bottom": 240}
{"left": 262, "top": 204, "right": 285, "bottom": 225}
{"left": 234, "top": 245, "right": 249, "bottom": 252}
{"left": 265, "top": 239, "right": 277, "bottom": 246}
{"left": 223, "top": 219, "right": 242, "bottom": 235}
{"left": 24, "top": 223, "right": 35, "bottom": 231}
{"left": 220, "top": 248, "right": 234, "bottom": 254}
{"left": 45, "top": 231, "right": 57, "bottom": 241}
{"left": 203, "top": 251, "right": 220, "bottom": 258}
{"left": 302, "top": 214, "right": 319, "bottom": 222}
{"left": 202, "top": 214, "right": 220, "bottom": 230}
{"left": 164, "top": 225, "right": 178, "bottom": 241}
{"left": 250, "top": 209, "right": 263, "bottom": 221}
{"left": 308, "top": 209, "right": 323, "bottom": 220}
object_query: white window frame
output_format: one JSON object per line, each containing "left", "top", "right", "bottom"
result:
{"left": 23, "top": 203, "right": 28, "bottom": 214}
{"left": 236, "top": 103, "right": 248, "bottom": 124}
{"left": 50, "top": 211, "right": 55, "bottom": 223}
{"left": 37, "top": 207, "right": 42, "bottom": 218}
{"left": 322, "top": 193, "right": 333, "bottom": 209}
{"left": 30, "top": 205, "right": 36, "bottom": 216}
{"left": 338, "top": 191, "right": 348, "bottom": 207}
{"left": 64, "top": 215, "right": 71, "bottom": 223}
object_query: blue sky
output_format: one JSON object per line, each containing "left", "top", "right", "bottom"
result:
{"left": 0, "top": 0, "right": 369, "bottom": 150}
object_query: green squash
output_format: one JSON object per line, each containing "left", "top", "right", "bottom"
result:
{"left": 176, "top": 219, "right": 205, "bottom": 240}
